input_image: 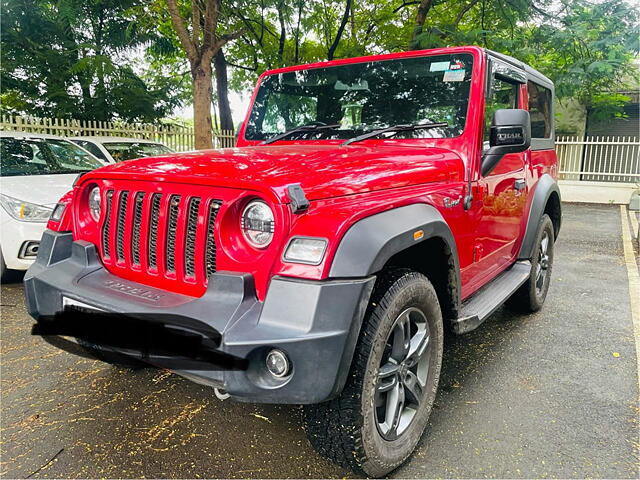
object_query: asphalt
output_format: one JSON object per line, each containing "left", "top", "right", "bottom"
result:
{"left": 1, "top": 203, "right": 638, "bottom": 479}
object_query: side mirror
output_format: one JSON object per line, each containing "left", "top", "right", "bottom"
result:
{"left": 481, "top": 109, "right": 531, "bottom": 176}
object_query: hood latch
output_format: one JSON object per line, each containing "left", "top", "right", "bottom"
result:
{"left": 286, "top": 183, "right": 310, "bottom": 214}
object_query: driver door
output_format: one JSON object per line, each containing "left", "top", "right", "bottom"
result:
{"left": 467, "top": 76, "right": 529, "bottom": 291}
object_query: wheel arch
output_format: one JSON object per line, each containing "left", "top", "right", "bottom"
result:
{"left": 518, "top": 174, "right": 562, "bottom": 260}
{"left": 329, "top": 203, "right": 461, "bottom": 321}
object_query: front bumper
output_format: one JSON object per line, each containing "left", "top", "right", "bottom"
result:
{"left": 25, "top": 231, "right": 375, "bottom": 404}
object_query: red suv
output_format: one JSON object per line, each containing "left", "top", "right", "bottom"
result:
{"left": 25, "top": 46, "right": 561, "bottom": 476}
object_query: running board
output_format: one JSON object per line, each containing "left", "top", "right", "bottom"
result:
{"left": 452, "top": 260, "right": 532, "bottom": 334}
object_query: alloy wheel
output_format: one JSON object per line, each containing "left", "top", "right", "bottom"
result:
{"left": 375, "top": 307, "right": 431, "bottom": 440}
{"left": 535, "top": 230, "right": 550, "bottom": 294}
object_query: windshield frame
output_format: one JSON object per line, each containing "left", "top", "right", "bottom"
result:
{"left": 239, "top": 46, "right": 483, "bottom": 147}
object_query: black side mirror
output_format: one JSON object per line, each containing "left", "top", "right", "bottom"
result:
{"left": 481, "top": 109, "right": 531, "bottom": 176}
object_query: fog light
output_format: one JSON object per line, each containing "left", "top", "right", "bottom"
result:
{"left": 265, "top": 349, "right": 290, "bottom": 378}
{"left": 19, "top": 241, "right": 40, "bottom": 258}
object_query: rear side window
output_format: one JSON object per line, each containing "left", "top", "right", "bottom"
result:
{"left": 528, "top": 82, "right": 552, "bottom": 138}
{"left": 73, "top": 140, "right": 108, "bottom": 161}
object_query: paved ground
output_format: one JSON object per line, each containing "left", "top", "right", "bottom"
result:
{"left": 1, "top": 203, "right": 638, "bottom": 479}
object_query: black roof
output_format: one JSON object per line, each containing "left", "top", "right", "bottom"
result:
{"left": 486, "top": 49, "right": 553, "bottom": 90}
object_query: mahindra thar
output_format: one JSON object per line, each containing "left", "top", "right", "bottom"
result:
{"left": 25, "top": 46, "right": 561, "bottom": 476}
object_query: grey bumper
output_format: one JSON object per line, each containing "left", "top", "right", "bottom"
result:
{"left": 25, "top": 231, "right": 375, "bottom": 404}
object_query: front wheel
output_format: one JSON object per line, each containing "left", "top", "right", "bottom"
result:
{"left": 303, "top": 269, "right": 444, "bottom": 477}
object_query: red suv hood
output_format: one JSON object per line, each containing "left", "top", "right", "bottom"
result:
{"left": 83, "top": 144, "right": 464, "bottom": 201}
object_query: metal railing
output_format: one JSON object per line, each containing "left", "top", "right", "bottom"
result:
{"left": 0, "top": 115, "right": 236, "bottom": 151}
{"left": 557, "top": 136, "right": 639, "bottom": 183}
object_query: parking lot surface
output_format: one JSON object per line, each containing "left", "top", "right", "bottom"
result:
{"left": 1, "top": 203, "right": 638, "bottom": 479}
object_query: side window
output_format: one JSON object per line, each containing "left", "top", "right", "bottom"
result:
{"left": 528, "top": 82, "right": 552, "bottom": 138}
{"left": 484, "top": 78, "right": 518, "bottom": 141}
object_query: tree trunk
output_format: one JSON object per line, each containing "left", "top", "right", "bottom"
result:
{"left": 214, "top": 49, "right": 234, "bottom": 132}
{"left": 409, "top": 0, "right": 435, "bottom": 50}
{"left": 327, "top": 0, "right": 352, "bottom": 60}
{"left": 192, "top": 63, "right": 214, "bottom": 150}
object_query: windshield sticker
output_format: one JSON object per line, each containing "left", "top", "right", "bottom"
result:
{"left": 449, "top": 60, "right": 465, "bottom": 70}
{"left": 443, "top": 69, "right": 466, "bottom": 82}
{"left": 430, "top": 61, "right": 450, "bottom": 72}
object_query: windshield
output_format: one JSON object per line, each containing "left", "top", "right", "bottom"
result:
{"left": 246, "top": 53, "right": 474, "bottom": 141}
{"left": 1, "top": 137, "right": 103, "bottom": 177}
{"left": 103, "top": 142, "right": 173, "bottom": 162}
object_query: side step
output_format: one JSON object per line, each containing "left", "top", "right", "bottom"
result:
{"left": 452, "top": 260, "right": 532, "bottom": 334}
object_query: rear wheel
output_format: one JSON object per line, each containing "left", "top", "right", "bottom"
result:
{"left": 508, "top": 214, "right": 555, "bottom": 312}
{"left": 303, "top": 269, "right": 443, "bottom": 477}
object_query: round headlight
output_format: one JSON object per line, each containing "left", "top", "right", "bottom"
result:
{"left": 88, "top": 186, "right": 101, "bottom": 221}
{"left": 241, "top": 200, "right": 274, "bottom": 248}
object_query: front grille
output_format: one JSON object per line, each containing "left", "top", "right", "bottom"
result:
{"left": 165, "top": 195, "right": 181, "bottom": 273}
{"left": 100, "top": 188, "right": 222, "bottom": 284}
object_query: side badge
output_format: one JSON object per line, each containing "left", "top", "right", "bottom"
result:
{"left": 443, "top": 196, "right": 462, "bottom": 208}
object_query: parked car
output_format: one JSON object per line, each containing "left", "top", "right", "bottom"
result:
{"left": 0, "top": 132, "right": 106, "bottom": 281}
{"left": 67, "top": 136, "right": 173, "bottom": 163}
{"left": 25, "top": 47, "right": 561, "bottom": 477}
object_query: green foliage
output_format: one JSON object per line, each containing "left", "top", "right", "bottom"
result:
{"left": 1, "top": 0, "right": 183, "bottom": 122}
{"left": 4, "top": 0, "right": 638, "bottom": 125}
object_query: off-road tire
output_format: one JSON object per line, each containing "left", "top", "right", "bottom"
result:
{"left": 303, "top": 269, "right": 444, "bottom": 477}
{"left": 507, "top": 214, "right": 555, "bottom": 312}
{"left": 77, "top": 339, "right": 148, "bottom": 370}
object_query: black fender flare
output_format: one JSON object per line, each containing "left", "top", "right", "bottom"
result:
{"left": 518, "top": 174, "right": 561, "bottom": 260}
{"left": 329, "top": 203, "right": 461, "bottom": 295}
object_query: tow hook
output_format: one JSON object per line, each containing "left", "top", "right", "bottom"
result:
{"left": 214, "top": 388, "right": 230, "bottom": 401}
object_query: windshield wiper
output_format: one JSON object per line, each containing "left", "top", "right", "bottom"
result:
{"left": 342, "top": 122, "right": 449, "bottom": 146}
{"left": 261, "top": 123, "right": 341, "bottom": 145}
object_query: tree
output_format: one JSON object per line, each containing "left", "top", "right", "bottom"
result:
{"left": 1, "top": 0, "right": 180, "bottom": 122}
{"left": 164, "top": 0, "right": 242, "bottom": 148}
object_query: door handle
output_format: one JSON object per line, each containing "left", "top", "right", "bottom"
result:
{"left": 514, "top": 179, "right": 526, "bottom": 191}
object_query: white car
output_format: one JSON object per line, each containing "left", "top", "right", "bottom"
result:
{"left": 0, "top": 132, "right": 106, "bottom": 282}
{"left": 67, "top": 136, "right": 173, "bottom": 163}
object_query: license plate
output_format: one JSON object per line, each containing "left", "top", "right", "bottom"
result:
{"left": 62, "top": 296, "right": 104, "bottom": 312}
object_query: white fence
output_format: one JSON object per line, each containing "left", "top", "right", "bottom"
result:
{"left": 0, "top": 115, "right": 236, "bottom": 151}
{"left": 557, "top": 136, "right": 639, "bottom": 184}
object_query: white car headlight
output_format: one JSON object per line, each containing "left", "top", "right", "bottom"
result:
{"left": 0, "top": 194, "right": 53, "bottom": 223}
{"left": 284, "top": 237, "right": 328, "bottom": 265}
{"left": 241, "top": 200, "right": 275, "bottom": 248}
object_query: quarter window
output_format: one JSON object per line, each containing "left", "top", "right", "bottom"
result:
{"left": 528, "top": 82, "right": 552, "bottom": 138}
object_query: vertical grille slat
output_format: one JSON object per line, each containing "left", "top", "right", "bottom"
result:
{"left": 131, "top": 192, "right": 145, "bottom": 265}
{"left": 148, "top": 193, "right": 162, "bottom": 269}
{"left": 184, "top": 197, "right": 201, "bottom": 277}
{"left": 115, "top": 191, "right": 129, "bottom": 261}
{"left": 165, "top": 195, "right": 181, "bottom": 273}
{"left": 205, "top": 201, "right": 222, "bottom": 278}
{"left": 101, "top": 190, "right": 114, "bottom": 258}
